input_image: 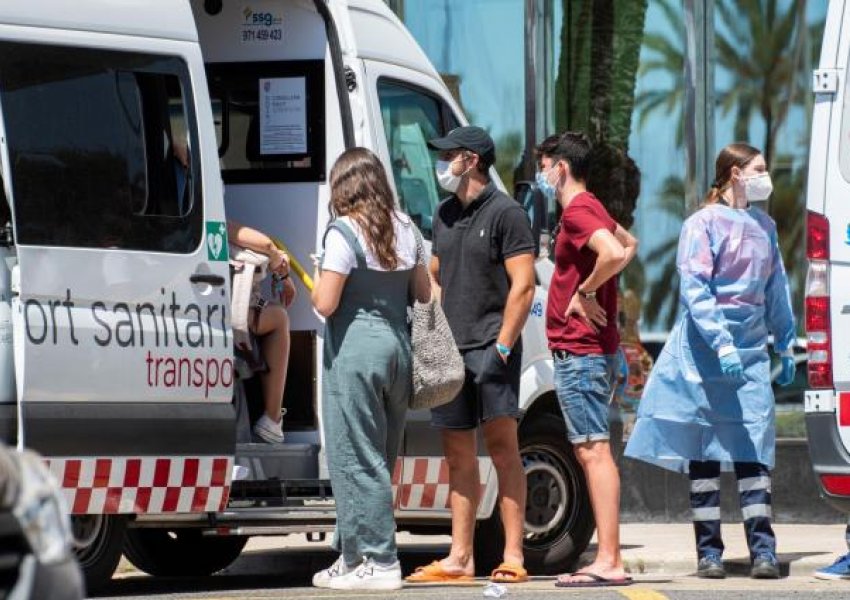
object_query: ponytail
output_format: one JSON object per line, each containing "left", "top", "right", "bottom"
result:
{"left": 701, "top": 142, "right": 761, "bottom": 209}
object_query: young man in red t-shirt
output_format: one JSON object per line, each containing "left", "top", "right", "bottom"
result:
{"left": 536, "top": 132, "right": 638, "bottom": 588}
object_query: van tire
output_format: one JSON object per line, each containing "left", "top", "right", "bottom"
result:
{"left": 473, "top": 415, "right": 594, "bottom": 576}
{"left": 71, "top": 514, "right": 128, "bottom": 595}
{"left": 123, "top": 528, "right": 248, "bottom": 577}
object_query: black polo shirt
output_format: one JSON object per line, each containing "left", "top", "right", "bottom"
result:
{"left": 432, "top": 182, "right": 535, "bottom": 350}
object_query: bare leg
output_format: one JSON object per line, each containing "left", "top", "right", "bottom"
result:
{"left": 558, "top": 440, "right": 626, "bottom": 583}
{"left": 439, "top": 428, "right": 478, "bottom": 576}
{"left": 252, "top": 305, "right": 290, "bottom": 422}
{"left": 482, "top": 417, "right": 526, "bottom": 567}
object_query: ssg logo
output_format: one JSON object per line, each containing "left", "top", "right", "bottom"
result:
{"left": 846, "top": 223, "right": 850, "bottom": 246}
{"left": 243, "top": 7, "right": 282, "bottom": 27}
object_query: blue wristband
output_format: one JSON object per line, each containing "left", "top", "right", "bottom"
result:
{"left": 496, "top": 343, "right": 511, "bottom": 358}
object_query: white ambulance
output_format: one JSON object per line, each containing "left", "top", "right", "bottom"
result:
{"left": 805, "top": 0, "right": 850, "bottom": 513}
{"left": 0, "top": 0, "right": 590, "bottom": 592}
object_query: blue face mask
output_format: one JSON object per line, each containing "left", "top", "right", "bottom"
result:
{"left": 536, "top": 168, "right": 556, "bottom": 201}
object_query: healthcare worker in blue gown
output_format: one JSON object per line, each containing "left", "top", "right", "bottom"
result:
{"left": 625, "top": 143, "right": 796, "bottom": 580}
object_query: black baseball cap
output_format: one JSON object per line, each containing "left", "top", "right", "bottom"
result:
{"left": 428, "top": 126, "right": 495, "bottom": 167}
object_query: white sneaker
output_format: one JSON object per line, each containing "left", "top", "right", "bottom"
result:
{"left": 312, "top": 555, "right": 352, "bottom": 588}
{"left": 327, "top": 558, "right": 403, "bottom": 591}
{"left": 252, "top": 414, "right": 284, "bottom": 444}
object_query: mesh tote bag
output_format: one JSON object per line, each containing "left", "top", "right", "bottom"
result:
{"left": 409, "top": 225, "right": 464, "bottom": 410}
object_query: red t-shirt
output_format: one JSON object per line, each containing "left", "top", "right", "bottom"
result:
{"left": 546, "top": 191, "right": 620, "bottom": 355}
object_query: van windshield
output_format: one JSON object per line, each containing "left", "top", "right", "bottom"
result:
{"left": 207, "top": 60, "right": 325, "bottom": 184}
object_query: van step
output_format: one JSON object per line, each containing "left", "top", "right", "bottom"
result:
{"left": 234, "top": 442, "right": 319, "bottom": 481}
{"left": 201, "top": 523, "right": 335, "bottom": 537}
{"left": 227, "top": 477, "right": 333, "bottom": 510}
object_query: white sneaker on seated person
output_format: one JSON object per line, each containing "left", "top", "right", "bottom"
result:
{"left": 252, "top": 414, "right": 284, "bottom": 444}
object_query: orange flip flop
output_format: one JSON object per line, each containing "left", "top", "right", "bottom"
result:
{"left": 490, "top": 562, "right": 529, "bottom": 583}
{"left": 405, "top": 561, "right": 474, "bottom": 583}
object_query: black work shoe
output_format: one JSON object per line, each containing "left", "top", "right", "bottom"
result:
{"left": 751, "top": 553, "right": 780, "bottom": 579}
{"left": 697, "top": 554, "right": 726, "bottom": 579}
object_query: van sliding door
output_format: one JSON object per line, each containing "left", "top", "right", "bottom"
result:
{"left": 0, "top": 40, "right": 234, "bottom": 492}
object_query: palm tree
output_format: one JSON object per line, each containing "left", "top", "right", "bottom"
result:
{"left": 642, "top": 175, "right": 686, "bottom": 329}
{"left": 555, "top": 0, "right": 649, "bottom": 148}
{"left": 633, "top": 0, "right": 686, "bottom": 145}
{"left": 714, "top": 0, "right": 809, "bottom": 167}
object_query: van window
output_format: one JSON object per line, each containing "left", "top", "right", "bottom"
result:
{"left": 0, "top": 42, "right": 201, "bottom": 252}
{"left": 377, "top": 80, "right": 459, "bottom": 240}
{"left": 207, "top": 60, "right": 325, "bottom": 184}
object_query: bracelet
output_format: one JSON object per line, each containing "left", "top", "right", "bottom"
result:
{"left": 496, "top": 343, "right": 511, "bottom": 358}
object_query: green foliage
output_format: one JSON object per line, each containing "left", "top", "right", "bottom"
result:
{"left": 555, "top": 0, "right": 649, "bottom": 148}
{"left": 494, "top": 131, "right": 523, "bottom": 192}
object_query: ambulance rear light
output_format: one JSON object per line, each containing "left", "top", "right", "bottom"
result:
{"left": 807, "top": 211, "right": 829, "bottom": 260}
{"left": 805, "top": 260, "right": 832, "bottom": 389}
{"left": 820, "top": 474, "right": 850, "bottom": 496}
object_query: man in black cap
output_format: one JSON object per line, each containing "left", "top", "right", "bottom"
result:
{"left": 406, "top": 126, "right": 536, "bottom": 583}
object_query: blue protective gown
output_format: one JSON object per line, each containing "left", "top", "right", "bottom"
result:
{"left": 625, "top": 204, "right": 795, "bottom": 473}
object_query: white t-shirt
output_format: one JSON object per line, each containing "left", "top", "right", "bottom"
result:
{"left": 322, "top": 211, "right": 420, "bottom": 274}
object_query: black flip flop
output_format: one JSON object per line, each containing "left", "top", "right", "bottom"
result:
{"left": 554, "top": 572, "right": 634, "bottom": 588}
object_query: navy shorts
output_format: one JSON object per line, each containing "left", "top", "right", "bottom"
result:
{"left": 430, "top": 341, "right": 522, "bottom": 430}
{"left": 553, "top": 352, "right": 617, "bottom": 444}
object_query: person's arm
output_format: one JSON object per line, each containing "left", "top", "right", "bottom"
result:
{"left": 311, "top": 269, "right": 348, "bottom": 317}
{"left": 579, "top": 228, "right": 627, "bottom": 295}
{"left": 310, "top": 226, "right": 353, "bottom": 318}
{"left": 428, "top": 256, "right": 442, "bottom": 302}
{"left": 412, "top": 264, "right": 432, "bottom": 303}
{"left": 613, "top": 224, "right": 639, "bottom": 273}
{"left": 677, "top": 216, "right": 735, "bottom": 355}
{"left": 496, "top": 253, "right": 536, "bottom": 359}
{"left": 227, "top": 220, "right": 290, "bottom": 275}
{"left": 764, "top": 227, "right": 796, "bottom": 353}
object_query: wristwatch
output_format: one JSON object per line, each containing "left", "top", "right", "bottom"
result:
{"left": 578, "top": 289, "right": 597, "bottom": 300}
{"left": 496, "top": 343, "right": 511, "bottom": 359}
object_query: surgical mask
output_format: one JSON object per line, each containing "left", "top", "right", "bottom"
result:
{"left": 743, "top": 173, "right": 773, "bottom": 202}
{"left": 435, "top": 158, "right": 468, "bottom": 193}
{"left": 536, "top": 168, "right": 557, "bottom": 202}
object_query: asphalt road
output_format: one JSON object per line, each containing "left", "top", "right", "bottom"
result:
{"left": 97, "top": 543, "right": 850, "bottom": 600}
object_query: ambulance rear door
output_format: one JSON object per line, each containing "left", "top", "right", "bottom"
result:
{"left": 0, "top": 28, "right": 235, "bottom": 477}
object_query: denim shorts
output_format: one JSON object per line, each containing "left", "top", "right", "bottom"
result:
{"left": 430, "top": 342, "right": 522, "bottom": 430}
{"left": 553, "top": 352, "right": 618, "bottom": 444}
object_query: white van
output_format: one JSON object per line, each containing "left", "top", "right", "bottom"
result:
{"left": 805, "top": 0, "right": 850, "bottom": 513}
{"left": 0, "top": 0, "right": 589, "bottom": 591}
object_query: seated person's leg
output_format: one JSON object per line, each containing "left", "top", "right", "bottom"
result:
{"left": 250, "top": 305, "right": 291, "bottom": 442}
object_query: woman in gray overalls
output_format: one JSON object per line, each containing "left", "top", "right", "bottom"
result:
{"left": 311, "top": 148, "right": 431, "bottom": 591}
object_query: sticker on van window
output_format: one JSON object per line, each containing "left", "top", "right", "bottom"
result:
{"left": 241, "top": 4, "right": 284, "bottom": 44}
{"left": 206, "top": 221, "right": 228, "bottom": 261}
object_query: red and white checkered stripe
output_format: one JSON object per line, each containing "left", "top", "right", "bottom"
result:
{"left": 45, "top": 456, "right": 233, "bottom": 515}
{"left": 392, "top": 457, "right": 492, "bottom": 510}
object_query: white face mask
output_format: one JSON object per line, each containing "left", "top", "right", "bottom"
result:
{"left": 435, "top": 156, "right": 469, "bottom": 193}
{"left": 743, "top": 173, "right": 773, "bottom": 202}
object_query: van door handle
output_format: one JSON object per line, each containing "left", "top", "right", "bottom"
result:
{"left": 190, "top": 273, "right": 226, "bottom": 286}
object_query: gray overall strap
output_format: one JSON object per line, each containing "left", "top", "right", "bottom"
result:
{"left": 322, "top": 220, "right": 367, "bottom": 270}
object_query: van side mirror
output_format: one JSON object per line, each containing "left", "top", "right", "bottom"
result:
{"left": 514, "top": 181, "right": 547, "bottom": 258}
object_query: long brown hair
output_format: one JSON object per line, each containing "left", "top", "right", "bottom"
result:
{"left": 329, "top": 147, "right": 399, "bottom": 270}
{"left": 702, "top": 142, "right": 761, "bottom": 206}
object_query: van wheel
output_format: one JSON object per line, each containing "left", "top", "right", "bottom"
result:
{"left": 473, "top": 415, "right": 594, "bottom": 576}
{"left": 123, "top": 528, "right": 248, "bottom": 577}
{"left": 71, "top": 514, "right": 127, "bottom": 594}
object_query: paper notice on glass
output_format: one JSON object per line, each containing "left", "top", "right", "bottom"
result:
{"left": 260, "top": 77, "right": 307, "bottom": 155}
